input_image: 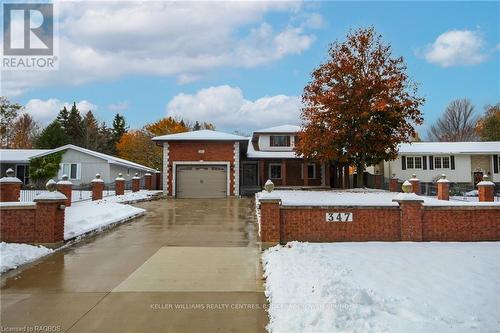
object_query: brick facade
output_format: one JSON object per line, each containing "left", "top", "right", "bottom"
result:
{"left": 0, "top": 205, "right": 37, "bottom": 243}
{"left": 260, "top": 199, "right": 500, "bottom": 244}
{"left": 279, "top": 206, "right": 400, "bottom": 242}
{"left": 165, "top": 141, "right": 237, "bottom": 196}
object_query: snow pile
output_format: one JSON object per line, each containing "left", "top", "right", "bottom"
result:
{"left": 256, "top": 190, "right": 500, "bottom": 207}
{"left": 98, "top": 190, "right": 162, "bottom": 204}
{"left": 0, "top": 242, "right": 53, "bottom": 273}
{"left": 64, "top": 200, "right": 145, "bottom": 240}
{"left": 263, "top": 242, "right": 500, "bottom": 333}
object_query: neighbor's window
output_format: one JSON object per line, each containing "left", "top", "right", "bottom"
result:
{"left": 270, "top": 135, "right": 291, "bottom": 147}
{"left": 434, "top": 156, "right": 450, "bottom": 169}
{"left": 406, "top": 157, "right": 414, "bottom": 169}
{"left": 301, "top": 163, "right": 317, "bottom": 179}
{"left": 442, "top": 156, "right": 450, "bottom": 169}
{"left": 414, "top": 157, "right": 422, "bottom": 169}
{"left": 269, "top": 164, "right": 282, "bottom": 179}
{"left": 61, "top": 163, "right": 79, "bottom": 180}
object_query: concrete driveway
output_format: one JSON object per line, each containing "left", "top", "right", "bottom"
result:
{"left": 0, "top": 198, "right": 267, "bottom": 332}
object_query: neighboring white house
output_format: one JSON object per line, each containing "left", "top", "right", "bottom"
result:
{"left": 0, "top": 145, "right": 156, "bottom": 186}
{"left": 369, "top": 142, "right": 500, "bottom": 185}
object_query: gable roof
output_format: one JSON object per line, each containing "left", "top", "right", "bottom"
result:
{"left": 253, "top": 124, "right": 301, "bottom": 134}
{"left": 0, "top": 149, "right": 52, "bottom": 163}
{"left": 398, "top": 142, "right": 500, "bottom": 154}
{"left": 152, "top": 129, "right": 248, "bottom": 141}
{"left": 30, "top": 145, "right": 156, "bottom": 172}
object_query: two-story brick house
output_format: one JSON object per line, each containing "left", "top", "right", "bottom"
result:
{"left": 153, "top": 125, "right": 330, "bottom": 198}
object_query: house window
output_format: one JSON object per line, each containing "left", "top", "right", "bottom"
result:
{"left": 406, "top": 156, "right": 422, "bottom": 169}
{"left": 414, "top": 157, "right": 422, "bottom": 169}
{"left": 407, "top": 157, "right": 414, "bottom": 169}
{"left": 301, "top": 163, "right": 317, "bottom": 179}
{"left": 61, "top": 163, "right": 79, "bottom": 180}
{"left": 432, "top": 156, "right": 452, "bottom": 169}
{"left": 270, "top": 135, "right": 291, "bottom": 147}
{"left": 269, "top": 164, "right": 282, "bottom": 179}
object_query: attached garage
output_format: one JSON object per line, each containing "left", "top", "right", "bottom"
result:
{"left": 175, "top": 164, "right": 228, "bottom": 198}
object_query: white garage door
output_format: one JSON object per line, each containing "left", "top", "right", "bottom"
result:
{"left": 176, "top": 165, "right": 227, "bottom": 198}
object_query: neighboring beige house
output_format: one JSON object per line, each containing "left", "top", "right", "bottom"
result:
{"left": 368, "top": 142, "right": 500, "bottom": 186}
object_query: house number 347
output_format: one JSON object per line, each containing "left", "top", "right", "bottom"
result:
{"left": 326, "top": 212, "right": 353, "bottom": 222}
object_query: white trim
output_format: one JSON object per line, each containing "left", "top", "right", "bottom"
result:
{"left": 163, "top": 142, "right": 169, "bottom": 195}
{"left": 300, "top": 163, "right": 317, "bottom": 179}
{"left": 172, "top": 161, "right": 231, "bottom": 198}
{"left": 233, "top": 142, "right": 240, "bottom": 196}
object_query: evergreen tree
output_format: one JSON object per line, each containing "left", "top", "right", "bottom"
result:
{"left": 82, "top": 111, "right": 101, "bottom": 150}
{"left": 66, "top": 102, "right": 85, "bottom": 146}
{"left": 99, "top": 121, "right": 115, "bottom": 155}
{"left": 35, "top": 120, "right": 70, "bottom": 148}
{"left": 193, "top": 121, "right": 201, "bottom": 131}
{"left": 57, "top": 106, "right": 70, "bottom": 130}
{"left": 112, "top": 113, "right": 128, "bottom": 144}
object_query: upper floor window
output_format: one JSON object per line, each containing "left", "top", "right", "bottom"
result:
{"left": 270, "top": 135, "right": 291, "bottom": 147}
{"left": 406, "top": 156, "right": 422, "bottom": 169}
{"left": 434, "top": 156, "right": 450, "bottom": 169}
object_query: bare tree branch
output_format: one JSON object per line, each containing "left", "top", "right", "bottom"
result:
{"left": 427, "top": 98, "right": 478, "bottom": 141}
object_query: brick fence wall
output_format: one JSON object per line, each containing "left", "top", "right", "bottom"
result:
{"left": 260, "top": 199, "right": 500, "bottom": 244}
{"left": 0, "top": 204, "right": 37, "bottom": 243}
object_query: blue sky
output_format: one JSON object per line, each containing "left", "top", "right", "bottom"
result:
{"left": 3, "top": 1, "right": 499, "bottom": 137}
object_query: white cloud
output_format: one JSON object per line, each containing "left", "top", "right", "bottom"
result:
{"left": 423, "top": 29, "right": 487, "bottom": 67}
{"left": 24, "top": 99, "right": 97, "bottom": 124}
{"left": 108, "top": 101, "right": 129, "bottom": 112}
{"left": 165, "top": 85, "right": 301, "bottom": 131}
{"left": 3, "top": 2, "right": 320, "bottom": 97}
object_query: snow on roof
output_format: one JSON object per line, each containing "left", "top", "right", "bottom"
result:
{"left": 398, "top": 142, "right": 500, "bottom": 154}
{"left": 0, "top": 149, "right": 51, "bottom": 163}
{"left": 253, "top": 124, "right": 302, "bottom": 134}
{"left": 246, "top": 139, "right": 299, "bottom": 159}
{"left": 152, "top": 129, "right": 248, "bottom": 141}
{"left": 31, "top": 145, "right": 156, "bottom": 172}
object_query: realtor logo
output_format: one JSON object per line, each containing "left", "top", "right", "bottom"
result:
{"left": 2, "top": 2, "right": 58, "bottom": 70}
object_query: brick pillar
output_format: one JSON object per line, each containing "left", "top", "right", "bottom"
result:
{"left": 393, "top": 194, "right": 423, "bottom": 241}
{"left": 144, "top": 173, "right": 152, "bottom": 190}
{"left": 437, "top": 174, "right": 450, "bottom": 201}
{"left": 0, "top": 168, "right": 22, "bottom": 202}
{"left": 389, "top": 175, "right": 399, "bottom": 192}
{"left": 477, "top": 175, "right": 495, "bottom": 202}
{"left": 303, "top": 160, "right": 309, "bottom": 186}
{"left": 91, "top": 173, "right": 104, "bottom": 201}
{"left": 259, "top": 160, "right": 265, "bottom": 188}
{"left": 281, "top": 160, "right": 287, "bottom": 186}
{"left": 115, "top": 173, "right": 125, "bottom": 196}
{"left": 259, "top": 197, "right": 282, "bottom": 245}
{"left": 132, "top": 173, "right": 140, "bottom": 192}
{"left": 56, "top": 174, "right": 73, "bottom": 207}
{"left": 33, "top": 180, "right": 67, "bottom": 245}
{"left": 409, "top": 174, "right": 420, "bottom": 195}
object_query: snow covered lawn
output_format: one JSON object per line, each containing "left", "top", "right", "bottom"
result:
{"left": 0, "top": 242, "right": 53, "bottom": 273}
{"left": 256, "top": 189, "right": 500, "bottom": 207}
{"left": 63, "top": 191, "right": 158, "bottom": 239}
{"left": 263, "top": 242, "right": 500, "bottom": 333}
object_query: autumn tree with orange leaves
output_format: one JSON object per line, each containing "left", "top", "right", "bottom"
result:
{"left": 296, "top": 27, "right": 424, "bottom": 187}
{"left": 116, "top": 117, "right": 190, "bottom": 169}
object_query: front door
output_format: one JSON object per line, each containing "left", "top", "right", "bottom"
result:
{"left": 242, "top": 162, "right": 258, "bottom": 186}
{"left": 473, "top": 171, "right": 483, "bottom": 185}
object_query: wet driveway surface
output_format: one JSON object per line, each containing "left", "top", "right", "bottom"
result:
{"left": 1, "top": 198, "right": 267, "bottom": 332}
